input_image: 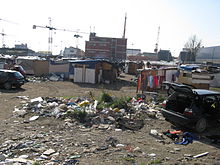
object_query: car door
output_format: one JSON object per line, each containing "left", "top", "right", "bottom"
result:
{"left": 0, "top": 71, "right": 6, "bottom": 83}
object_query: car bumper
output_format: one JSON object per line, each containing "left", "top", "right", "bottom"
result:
{"left": 161, "top": 109, "right": 195, "bottom": 126}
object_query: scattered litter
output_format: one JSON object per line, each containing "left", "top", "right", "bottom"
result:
{"left": 115, "top": 129, "right": 122, "bottom": 132}
{"left": 193, "top": 152, "right": 209, "bottom": 158}
{"left": 18, "top": 155, "right": 29, "bottom": 159}
{"left": 175, "top": 132, "right": 197, "bottom": 145}
{"left": 13, "top": 108, "right": 27, "bottom": 117}
{"left": 116, "top": 144, "right": 125, "bottom": 147}
{"left": 149, "top": 129, "right": 164, "bottom": 140}
{"left": 16, "top": 96, "right": 29, "bottom": 100}
{"left": 43, "top": 149, "right": 56, "bottom": 156}
{"left": 148, "top": 153, "right": 156, "bottom": 157}
{"left": 69, "top": 155, "right": 81, "bottom": 159}
{"left": 30, "top": 97, "right": 43, "bottom": 103}
{"left": 29, "top": 115, "right": 39, "bottom": 121}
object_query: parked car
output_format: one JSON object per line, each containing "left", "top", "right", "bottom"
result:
{"left": 0, "top": 69, "right": 25, "bottom": 89}
{"left": 12, "top": 65, "right": 27, "bottom": 79}
{"left": 161, "top": 81, "right": 220, "bottom": 132}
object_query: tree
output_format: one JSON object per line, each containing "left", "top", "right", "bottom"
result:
{"left": 184, "top": 35, "right": 202, "bottom": 62}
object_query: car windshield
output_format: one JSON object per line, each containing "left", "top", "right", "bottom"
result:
{"left": 18, "top": 66, "right": 25, "bottom": 72}
{"left": 14, "top": 72, "right": 24, "bottom": 78}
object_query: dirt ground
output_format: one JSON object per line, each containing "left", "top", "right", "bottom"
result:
{"left": 0, "top": 73, "right": 220, "bottom": 165}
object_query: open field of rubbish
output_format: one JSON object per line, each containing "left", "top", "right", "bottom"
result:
{"left": 0, "top": 74, "right": 220, "bottom": 165}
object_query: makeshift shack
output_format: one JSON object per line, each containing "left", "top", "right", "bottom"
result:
{"left": 49, "top": 60, "right": 70, "bottom": 79}
{"left": 177, "top": 65, "right": 214, "bottom": 89}
{"left": 16, "top": 57, "right": 49, "bottom": 76}
{"left": 137, "top": 67, "right": 177, "bottom": 92}
{"left": 69, "top": 60, "right": 118, "bottom": 84}
{"left": 126, "top": 61, "right": 144, "bottom": 75}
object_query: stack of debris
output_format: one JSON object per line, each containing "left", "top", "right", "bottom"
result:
{"left": 27, "top": 73, "right": 65, "bottom": 83}
{"left": 13, "top": 93, "right": 163, "bottom": 130}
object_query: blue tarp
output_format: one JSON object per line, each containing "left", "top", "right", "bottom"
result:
{"left": 180, "top": 65, "right": 200, "bottom": 71}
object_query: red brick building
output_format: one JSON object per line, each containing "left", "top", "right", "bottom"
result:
{"left": 85, "top": 33, "right": 127, "bottom": 61}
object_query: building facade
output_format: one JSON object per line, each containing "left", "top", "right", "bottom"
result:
{"left": 158, "top": 50, "right": 173, "bottom": 61}
{"left": 85, "top": 33, "right": 127, "bottom": 62}
{"left": 126, "top": 49, "right": 141, "bottom": 56}
{"left": 62, "top": 47, "right": 84, "bottom": 58}
{"left": 196, "top": 46, "right": 220, "bottom": 65}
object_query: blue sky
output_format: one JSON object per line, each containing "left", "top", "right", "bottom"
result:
{"left": 0, "top": 0, "right": 220, "bottom": 56}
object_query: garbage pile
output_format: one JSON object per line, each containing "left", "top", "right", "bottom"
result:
{"left": 14, "top": 93, "right": 163, "bottom": 130}
{"left": 27, "top": 73, "right": 65, "bottom": 83}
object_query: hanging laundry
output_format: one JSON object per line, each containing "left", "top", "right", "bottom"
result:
{"left": 154, "top": 76, "right": 159, "bottom": 88}
{"left": 137, "top": 75, "right": 142, "bottom": 91}
{"left": 149, "top": 76, "right": 153, "bottom": 88}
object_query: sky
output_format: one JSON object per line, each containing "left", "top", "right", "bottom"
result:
{"left": 0, "top": 0, "right": 220, "bottom": 56}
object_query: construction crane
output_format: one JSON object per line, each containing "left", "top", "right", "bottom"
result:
{"left": 33, "top": 18, "right": 88, "bottom": 55}
{"left": 0, "top": 18, "right": 18, "bottom": 25}
{"left": 0, "top": 29, "right": 7, "bottom": 48}
{"left": 0, "top": 18, "right": 18, "bottom": 48}
{"left": 154, "top": 26, "right": 160, "bottom": 54}
{"left": 122, "top": 13, "right": 127, "bottom": 38}
{"left": 0, "top": 29, "right": 13, "bottom": 48}
{"left": 74, "top": 34, "right": 82, "bottom": 48}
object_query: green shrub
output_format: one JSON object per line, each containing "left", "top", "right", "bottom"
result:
{"left": 100, "top": 91, "right": 113, "bottom": 102}
{"left": 72, "top": 110, "right": 88, "bottom": 122}
{"left": 111, "top": 96, "right": 132, "bottom": 109}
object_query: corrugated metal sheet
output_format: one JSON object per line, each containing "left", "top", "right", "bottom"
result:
{"left": 74, "top": 68, "right": 83, "bottom": 83}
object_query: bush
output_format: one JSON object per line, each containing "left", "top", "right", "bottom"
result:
{"left": 72, "top": 110, "right": 88, "bottom": 123}
{"left": 111, "top": 96, "right": 132, "bottom": 109}
{"left": 100, "top": 91, "right": 113, "bottom": 103}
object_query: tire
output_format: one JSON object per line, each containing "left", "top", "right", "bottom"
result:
{"left": 195, "top": 118, "right": 207, "bottom": 133}
{"left": 4, "top": 82, "right": 12, "bottom": 90}
{"left": 15, "top": 84, "right": 22, "bottom": 89}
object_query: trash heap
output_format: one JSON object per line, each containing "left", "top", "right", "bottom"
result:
{"left": 27, "top": 73, "right": 65, "bottom": 83}
{"left": 14, "top": 93, "right": 164, "bottom": 130}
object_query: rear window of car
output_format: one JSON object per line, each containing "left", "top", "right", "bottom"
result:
{"left": 169, "top": 91, "right": 192, "bottom": 101}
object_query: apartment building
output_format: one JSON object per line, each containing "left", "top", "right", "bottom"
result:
{"left": 85, "top": 33, "right": 127, "bottom": 61}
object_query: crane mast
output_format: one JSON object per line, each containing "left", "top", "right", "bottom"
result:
{"left": 0, "top": 30, "right": 6, "bottom": 48}
{"left": 154, "top": 26, "right": 160, "bottom": 54}
{"left": 0, "top": 18, "right": 17, "bottom": 48}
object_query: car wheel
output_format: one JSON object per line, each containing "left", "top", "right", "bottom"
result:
{"left": 15, "top": 84, "right": 21, "bottom": 89}
{"left": 4, "top": 82, "right": 12, "bottom": 90}
{"left": 195, "top": 118, "right": 207, "bottom": 133}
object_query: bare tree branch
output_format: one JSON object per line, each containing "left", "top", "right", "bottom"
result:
{"left": 184, "top": 35, "right": 202, "bottom": 62}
